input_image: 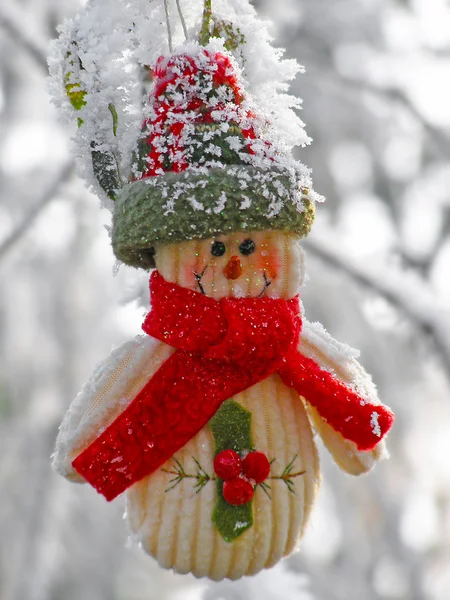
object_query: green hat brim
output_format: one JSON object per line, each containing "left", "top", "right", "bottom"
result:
{"left": 112, "top": 166, "right": 314, "bottom": 269}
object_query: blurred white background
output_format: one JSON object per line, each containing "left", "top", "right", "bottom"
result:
{"left": 1, "top": 0, "right": 450, "bottom": 599}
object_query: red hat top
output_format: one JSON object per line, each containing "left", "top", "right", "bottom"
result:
{"left": 137, "top": 49, "right": 265, "bottom": 178}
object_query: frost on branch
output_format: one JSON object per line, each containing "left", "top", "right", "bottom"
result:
{"left": 48, "top": 0, "right": 322, "bottom": 217}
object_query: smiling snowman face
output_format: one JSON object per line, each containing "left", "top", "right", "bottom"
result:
{"left": 155, "top": 230, "right": 305, "bottom": 300}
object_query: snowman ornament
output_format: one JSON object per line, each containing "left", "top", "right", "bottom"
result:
{"left": 52, "top": 37, "right": 394, "bottom": 581}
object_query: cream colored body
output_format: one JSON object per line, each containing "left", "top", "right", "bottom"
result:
{"left": 127, "top": 375, "right": 319, "bottom": 579}
{"left": 53, "top": 231, "right": 386, "bottom": 580}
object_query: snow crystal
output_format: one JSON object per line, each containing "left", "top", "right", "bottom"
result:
{"left": 371, "top": 412, "right": 382, "bottom": 437}
{"left": 213, "top": 191, "right": 227, "bottom": 214}
{"left": 188, "top": 196, "right": 205, "bottom": 211}
{"left": 227, "top": 135, "right": 243, "bottom": 151}
{"left": 206, "top": 144, "right": 223, "bottom": 157}
{"left": 240, "top": 195, "right": 251, "bottom": 209}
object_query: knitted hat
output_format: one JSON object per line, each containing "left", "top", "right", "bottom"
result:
{"left": 112, "top": 50, "right": 315, "bottom": 269}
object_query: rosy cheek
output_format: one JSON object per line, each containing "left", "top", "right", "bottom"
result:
{"left": 256, "top": 251, "right": 281, "bottom": 280}
{"left": 181, "top": 257, "right": 215, "bottom": 282}
{"left": 182, "top": 261, "right": 200, "bottom": 281}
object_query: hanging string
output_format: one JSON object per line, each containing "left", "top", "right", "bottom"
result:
{"left": 175, "top": 0, "right": 189, "bottom": 41}
{"left": 200, "top": 0, "right": 212, "bottom": 46}
{"left": 163, "top": 0, "right": 173, "bottom": 53}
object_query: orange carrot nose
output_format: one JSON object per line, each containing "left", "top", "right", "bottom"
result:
{"left": 224, "top": 256, "right": 242, "bottom": 280}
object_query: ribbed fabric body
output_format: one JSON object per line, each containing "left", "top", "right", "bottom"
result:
{"left": 121, "top": 230, "right": 317, "bottom": 579}
{"left": 52, "top": 230, "right": 386, "bottom": 580}
{"left": 126, "top": 375, "right": 320, "bottom": 580}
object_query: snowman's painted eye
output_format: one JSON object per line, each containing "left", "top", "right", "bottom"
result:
{"left": 239, "top": 239, "right": 255, "bottom": 256}
{"left": 211, "top": 241, "right": 226, "bottom": 257}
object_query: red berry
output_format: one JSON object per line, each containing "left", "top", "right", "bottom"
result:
{"left": 242, "top": 451, "right": 271, "bottom": 484}
{"left": 214, "top": 449, "right": 242, "bottom": 481}
{"left": 223, "top": 478, "right": 254, "bottom": 506}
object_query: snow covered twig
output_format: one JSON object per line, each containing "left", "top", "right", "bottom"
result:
{"left": 163, "top": 0, "right": 173, "bottom": 53}
{"left": 298, "top": 29, "right": 450, "bottom": 157}
{"left": 305, "top": 231, "right": 450, "bottom": 374}
{"left": 0, "top": 8, "right": 48, "bottom": 72}
{"left": 175, "top": 0, "right": 189, "bottom": 41}
{"left": 200, "top": 0, "right": 212, "bottom": 46}
{"left": 0, "top": 161, "right": 74, "bottom": 262}
{"left": 338, "top": 76, "right": 450, "bottom": 157}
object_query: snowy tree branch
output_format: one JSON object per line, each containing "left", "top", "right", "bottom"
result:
{"left": 297, "top": 30, "right": 450, "bottom": 156}
{"left": 163, "top": 0, "right": 174, "bottom": 53}
{"left": 307, "top": 68, "right": 450, "bottom": 157}
{"left": 176, "top": 0, "right": 189, "bottom": 41}
{"left": 0, "top": 161, "right": 74, "bottom": 262}
{"left": 0, "top": 8, "right": 48, "bottom": 72}
{"left": 200, "top": 0, "right": 212, "bottom": 46}
{"left": 338, "top": 76, "right": 450, "bottom": 157}
{"left": 305, "top": 231, "right": 450, "bottom": 374}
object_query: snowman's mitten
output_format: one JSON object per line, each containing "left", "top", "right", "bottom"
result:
{"left": 52, "top": 335, "right": 173, "bottom": 481}
{"left": 299, "top": 319, "right": 388, "bottom": 475}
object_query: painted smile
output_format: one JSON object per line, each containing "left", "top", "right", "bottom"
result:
{"left": 258, "top": 272, "right": 272, "bottom": 297}
{"left": 193, "top": 265, "right": 208, "bottom": 295}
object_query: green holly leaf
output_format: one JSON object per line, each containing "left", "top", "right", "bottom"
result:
{"left": 212, "top": 483, "right": 253, "bottom": 542}
{"left": 210, "top": 400, "right": 254, "bottom": 542}
{"left": 91, "top": 142, "right": 120, "bottom": 201}
{"left": 210, "top": 399, "right": 253, "bottom": 456}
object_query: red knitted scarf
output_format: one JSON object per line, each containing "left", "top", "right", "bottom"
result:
{"left": 73, "top": 271, "right": 394, "bottom": 501}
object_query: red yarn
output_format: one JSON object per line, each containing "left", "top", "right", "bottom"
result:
{"left": 72, "top": 271, "right": 394, "bottom": 501}
{"left": 139, "top": 51, "right": 257, "bottom": 177}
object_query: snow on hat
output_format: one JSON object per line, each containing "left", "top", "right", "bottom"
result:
{"left": 111, "top": 47, "right": 315, "bottom": 269}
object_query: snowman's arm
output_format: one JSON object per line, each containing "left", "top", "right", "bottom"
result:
{"left": 298, "top": 318, "right": 388, "bottom": 475}
{"left": 52, "top": 334, "right": 174, "bottom": 482}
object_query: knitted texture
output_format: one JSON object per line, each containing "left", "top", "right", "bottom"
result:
{"left": 112, "top": 166, "right": 314, "bottom": 268}
{"left": 137, "top": 52, "right": 254, "bottom": 177}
